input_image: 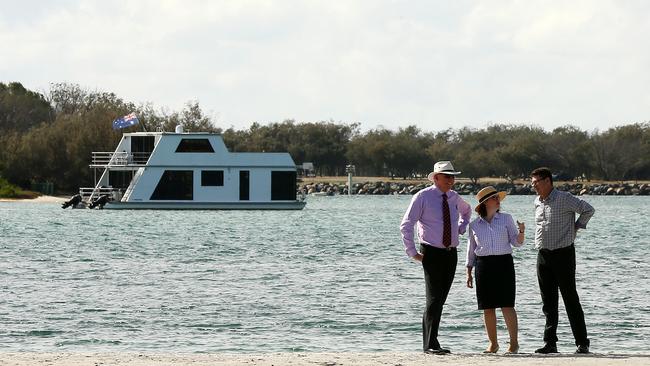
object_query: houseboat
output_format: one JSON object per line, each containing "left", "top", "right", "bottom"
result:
{"left": 74, "top": 127, "right": 305, "bottom": 210}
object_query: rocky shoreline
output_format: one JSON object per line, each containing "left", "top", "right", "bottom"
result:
{"left": 299, "top": 181, "right": 650, "bottom": 196}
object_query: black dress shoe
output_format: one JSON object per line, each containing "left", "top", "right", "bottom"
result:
{"left": 424, "top": 347, "right": 451, "bottom": 354}
{"left": 534, "top": 343, "right": 558, "bottom": 354}
{"left": 575, "top": 345, "right": 590, "bottom": 354}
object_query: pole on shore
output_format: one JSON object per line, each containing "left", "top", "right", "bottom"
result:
{"left": 346, "top": 164, "right": 355, "bottom": 196}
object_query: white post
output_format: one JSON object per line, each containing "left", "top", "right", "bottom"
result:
{"left": 348, "top": 172, "right": 352, "bottom": 196}
{"left": 346, "top": 164, "right": 355, "bottom": 196}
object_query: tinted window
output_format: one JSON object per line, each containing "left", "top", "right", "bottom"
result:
{"left": 201, "top": 170, "right": 224, "bottom": 186}
{"left": 175, "top": 139, "right": 214, "bottom": 153}
{"left": 271, "top": 171, "right": 297, "bottom": 200}
{"left": 109, "top": 170, "right": 134, "bottom": 189}
{"left": 150, "top": 170, "right": 193, "bottom": 200}
{"left": 131, "top": 136, "right": 155, "bottom": 164}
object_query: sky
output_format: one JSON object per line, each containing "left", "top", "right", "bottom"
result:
{"left": 1, "top": 0, "right": 649, "bottom": 132}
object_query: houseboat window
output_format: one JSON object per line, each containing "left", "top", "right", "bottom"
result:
{"left": 175, "top": 139, "right": 215, "bottom": 153}
{"left": 271, "top": 171, "right": 297, "bottom": 200}
{"left": 150, "top": 170, "right": 193, "bottom": 200}
{"left": 201, "top": 170, "right": 224, "bottom": 186}
{"left": 131, "top": 136, "right": 155, "bottom": 164}
{"left": 109, "top": 170, "right": 134, "bottom": 189}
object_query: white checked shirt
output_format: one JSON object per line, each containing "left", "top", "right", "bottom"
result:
{"left": 466, "top": 212, "right": 522, "bottom": 267}
{"left": 534, "top": 189, "right": 595, "bottom": 250}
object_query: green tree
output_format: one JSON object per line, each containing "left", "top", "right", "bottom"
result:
{"left": 591, "top": 123, "right": 649, "bottom": 181}
{"left": 161, "top": 101, "right": 220, "bottom": 132}
{"left": 546, "top": 126, "right": 592, "bottom": 180}
{"left": 347, "top": 128, "right": 393, "bottom": 176}
{"left": 495, "top": 126, "right": 551, "bottom": 181}
{"left": 0, "top": 82, "right": 54, "bottom": 132}
{"left": 383, "top": 126, "right": 432, "bottom": 179}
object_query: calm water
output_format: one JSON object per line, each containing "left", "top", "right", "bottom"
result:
{"left": 0, "top": 195, "right": 648, "bottom": 354}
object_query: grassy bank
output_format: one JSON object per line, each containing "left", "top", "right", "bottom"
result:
{"left": 0, "top": 177, "right": 39, "bottom": 199}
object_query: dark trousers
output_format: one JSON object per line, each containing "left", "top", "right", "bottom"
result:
{"left": 537, "top": 245, "right": 589, "bottom": 347}
{"left": 421, "top": 245, "right": 457, "bottom": 350}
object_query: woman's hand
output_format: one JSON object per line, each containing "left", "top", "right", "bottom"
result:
{"left": 466, "top": 267, "right": 473, "bottom": 288}
{"left": 516, "top": 220, "right": 525, "bottom": 233}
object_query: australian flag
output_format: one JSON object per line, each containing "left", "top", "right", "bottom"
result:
{"left": 112, "top": 112, "right": 139, "bottom": 130}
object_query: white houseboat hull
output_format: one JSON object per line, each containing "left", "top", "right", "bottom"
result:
{"left": 104, "top": 201, "right": 306, "bottom": 210}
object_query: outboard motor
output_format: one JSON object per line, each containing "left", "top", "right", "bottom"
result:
{"left": 88, "top": 194, "right": 111, "bottom": 209}
{"left": 61, "top": 194, "right": 82, "bottom": 209}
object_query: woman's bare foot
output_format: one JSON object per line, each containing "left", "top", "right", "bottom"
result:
{"left": 483, "top": 343, "right": 499, "bottom": 353}
{"left": 506, "top": 342, "right": 519, "bottom": 354}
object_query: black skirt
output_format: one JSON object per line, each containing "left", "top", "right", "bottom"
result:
{"left": 475, "top": 254, "right": 516, "bottom": 310}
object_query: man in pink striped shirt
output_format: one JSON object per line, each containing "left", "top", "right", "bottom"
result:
{"left": 400, "top": 161, "right": 472, "bottom": 354}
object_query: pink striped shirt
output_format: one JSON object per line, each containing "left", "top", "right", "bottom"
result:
{"left": 465, "top": 212, "right": 522, "bottom": 267}
{"left": 400, "top": 186, "right": 472, "bottom": 257}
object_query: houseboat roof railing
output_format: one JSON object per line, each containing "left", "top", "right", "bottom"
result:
{"left": 90, "top": 151, "right": 151, "bottom": 168}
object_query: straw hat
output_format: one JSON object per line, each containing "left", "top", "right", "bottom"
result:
{"left": 474, "top": 186, "right": 507, "bottom": 213}
{"left": 427, "top": 161, "right": 462, "bottom": 182}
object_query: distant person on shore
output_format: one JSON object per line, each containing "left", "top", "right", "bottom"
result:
{"left": 465, "top": 186, "right": 525, "bottom": 354}
{"left": 531, "top": 167, "right": 595, "bottom": 354}
{"left": 400, "top": 161, "right": 472, "bottom": 354}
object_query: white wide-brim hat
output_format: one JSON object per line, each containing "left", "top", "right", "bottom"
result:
{"left": 427, "top": 161, "right": 462, "bottom": 182}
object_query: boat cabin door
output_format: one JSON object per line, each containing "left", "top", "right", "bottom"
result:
{"left": 239, "top": 170, "right": 250, "bottom": 200}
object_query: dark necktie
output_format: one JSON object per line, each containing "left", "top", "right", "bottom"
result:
{"left": 442, "top": 193, "right": 451, "bottom": 247}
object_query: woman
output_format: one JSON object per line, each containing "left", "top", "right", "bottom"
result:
{"left": 466, "top": 186, "right": 525, "bottom": 354}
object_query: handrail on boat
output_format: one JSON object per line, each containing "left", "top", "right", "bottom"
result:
{"left": 91, "top": 151, "right": 151, "bottom": 166}
{"left": 79, "top": 187, "right": 122, "bottom": 203}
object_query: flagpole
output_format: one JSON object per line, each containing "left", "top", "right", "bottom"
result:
{"left": 140, "top": 117, "right": 148, "bottom": 132}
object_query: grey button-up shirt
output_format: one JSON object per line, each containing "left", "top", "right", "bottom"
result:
{"left": 534, "top": 189, "right": 595, "bottom": 250}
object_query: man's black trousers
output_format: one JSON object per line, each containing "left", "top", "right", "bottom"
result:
{"left": 421, "top": 244, "right": 457, "bottom": 351}
{"left": 537, "top": 244, "right": 589, "bottom": 347}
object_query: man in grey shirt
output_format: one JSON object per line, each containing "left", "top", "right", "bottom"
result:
{"left": 531, "top": 167, "right": 595, "bottom": 354}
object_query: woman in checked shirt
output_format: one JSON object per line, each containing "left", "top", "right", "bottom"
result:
{"left": 466, "top": 186, "right": 525, "bottom": 354}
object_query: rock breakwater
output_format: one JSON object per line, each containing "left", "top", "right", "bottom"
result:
{"left": 298, "top": 181, "right": 650, "bottom": 196}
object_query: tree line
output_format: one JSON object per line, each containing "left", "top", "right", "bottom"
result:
{"left": 1, "top": 82, "right": 648, "bottom": 193}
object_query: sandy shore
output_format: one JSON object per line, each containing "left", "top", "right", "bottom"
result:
{"left": 0, "top": 353, "right": 648, "bottom": 366}
{"left": 0, "top": 195, "right": 66, "bottom": 203}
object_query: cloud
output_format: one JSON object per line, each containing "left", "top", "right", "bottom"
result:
{"left": 1, "top": 0, "right": 648, "bottom": 131}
